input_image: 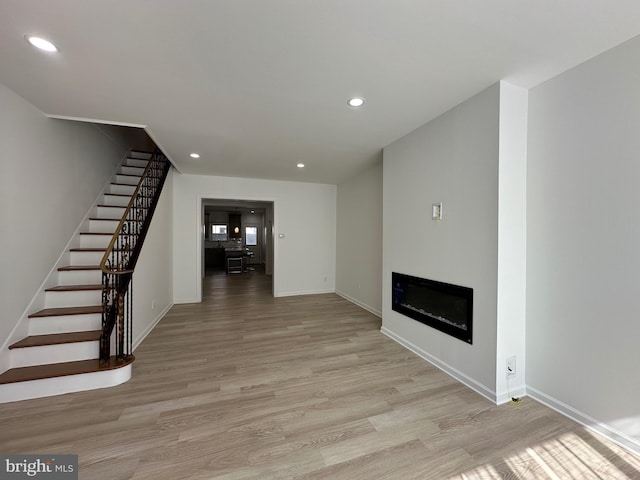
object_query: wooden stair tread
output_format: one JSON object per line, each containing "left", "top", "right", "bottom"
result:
{"left": 70, "top": 248, "right": 130, "bottom": 253}
{"left": 45, "top": 284, "right": 103, "bottom": 292}
{"left": 29, "top": 305, "right": 103, "bottom": 318}
{"left": 58, "top": 265, "right": 100, "bottom": 271}
{"left": 89, "top": 217, "right": 142, "bottom": 222}
{"left": 111, "top": 182, "right": 138, "bottom": 187}
{"left": 80, "top": 232, "right": 113, "bottom": 236}
{"left": 104, "top": 193, "right": 132, "bottom": 197}
{"left": 97, "top": 204, "right": 147, "bottom": 210}
{"left": 9, "top": 330, "right": 102, "bottom": 349}
{"left": 0, "top": 356, "right": 134, "bottom": 385}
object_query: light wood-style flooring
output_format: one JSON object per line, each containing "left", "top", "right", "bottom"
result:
{"left": 1, "top": 272, "right": 639, "bottom": 479}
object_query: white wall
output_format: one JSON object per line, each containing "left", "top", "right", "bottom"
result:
{"left": 0, "top": 83, "right": 128, "bottom": 367}
{"left": 132, "top": 168, "right": 174, "bottom": 349}
{"left": 495, "top": 82, "right": 528, "bottom": 403}
{"left": 527, "top": 35, "right": 640, "bottom": 453}
{"left": 172, "top": 173, "right": 336, "bottom": 302}
{"left": 336, "top": 159, "right": 383, "bottom": 316}
{"left": 382, "top": 84, "right": 500, "bottom": 399}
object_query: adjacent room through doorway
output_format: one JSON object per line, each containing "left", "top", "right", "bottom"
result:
{"left": 200, "top": 198, "right": 275, "bottom": 290}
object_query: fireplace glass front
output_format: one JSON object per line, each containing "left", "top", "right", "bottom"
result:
{"left": 392, "top": 272, "right": 473, "bottom": 344}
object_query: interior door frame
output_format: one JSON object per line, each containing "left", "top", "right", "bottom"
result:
{"left": 196, "top": 195, "right": 276, "bottom": 302}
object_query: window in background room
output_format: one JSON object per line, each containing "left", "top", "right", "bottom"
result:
{"left": 245, "top": 226, "right": 258, "bottom": 246}
{"left": 211, "top": 224, "right": 228, "bottom": 241}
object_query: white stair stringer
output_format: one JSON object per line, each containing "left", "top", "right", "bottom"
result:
{"left": 0, "top": 152, "right": 151, "bottom": 404}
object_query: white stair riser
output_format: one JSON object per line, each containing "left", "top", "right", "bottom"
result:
{"left": 129, "top": 151, "right": 152, "bottom": 159}
{"left": 115, "top": 174, "right": 141, "bottom": 185}
{"left": 29, "top": 313, "right": 102, "bottom": 335}
{"left": 121, "top": 166, "right": 145, "bottom": 176}
{"left": 70, "top": 251, "right": 104, "bottom": 266}
{"left": 96, "top": 205, "right": 126, "bottom": 219}
{"left": 11, "top": 341, "right": 99, "bottom": 368}
{"left": 80, "top": 234, "right": 112, "bottom": 249}
{"left": 109, "top": 184, "right": 136, "bottom": 195}
{"left": 45, "top": 290, "right": 103, "bottom": 308}
{"left": 89, "top": 219, "right": 119, "bottom": 233}
{"left": 103, "top": 195, "right": 132, "bottom": 207}
{"left": 126, "top": 158, "right": 149, "bottom": 168}
{"left": 0, "top": 365, "right": 131, "bottom": 404}
{"left": 58, "top": 269, "right": 102, "bottom": 286}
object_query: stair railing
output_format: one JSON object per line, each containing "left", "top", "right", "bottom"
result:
{"left": 99, "top": 149, "right": 170, "bottom": 365}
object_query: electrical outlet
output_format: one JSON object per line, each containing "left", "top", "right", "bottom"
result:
{"left": 506, "top": 356, "right": 516, "bottom": 379}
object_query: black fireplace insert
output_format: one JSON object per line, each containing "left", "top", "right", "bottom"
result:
{"left": 392, "top": 272, "right": 473, "bottom": 344}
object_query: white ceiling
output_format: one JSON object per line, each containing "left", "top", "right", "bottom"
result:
{"left": 2, "top": 1, "right": 640, "bottom": 184}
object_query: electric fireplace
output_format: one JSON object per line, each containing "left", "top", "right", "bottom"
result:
{"left": 392, "top": 272, "right": 473, "bottom": 344}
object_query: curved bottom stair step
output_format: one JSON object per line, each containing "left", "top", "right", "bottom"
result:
{"left": 0, "top": 356, "right": 134, "bottom": 384}
{"left": 0, "top": 356, "right": 134, "bottom": 403}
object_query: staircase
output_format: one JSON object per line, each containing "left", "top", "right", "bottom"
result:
{"left": 0, "top": 150, "right": 169, "bottom": 403}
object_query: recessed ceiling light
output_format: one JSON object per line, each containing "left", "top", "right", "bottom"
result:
{"left": 190, "top": 153, "right": 200, "bottom": 159}
{"left": 347, "top": 97, "right": 365, "bottom": 108}
{"left": 297, "top": 163, "right": 305, "bottom": 168}
{"left": 25, "top": 35, "right": 58, "bottom": 53}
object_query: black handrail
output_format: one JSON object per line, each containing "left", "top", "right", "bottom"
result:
{"left": 99, "top": 149, "right": 170, "bottom": 365}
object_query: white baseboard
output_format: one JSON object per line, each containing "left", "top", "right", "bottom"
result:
{"left": 496, "top": 385, "right": 527, "bottom": 405}
{"left": 381, "top": 326, "right": 497, "bottom": 403}
{"left": 527, "top": 386, "right": 640, "bottom": 457}
{"left": 335, "top": 290, "right": 381, "bottom": 317}
{"left": 173, "top": 298, "right": 200, "bottom": 305}
{"left": 276, "top": 288, "right": 335, "bottom": 298}
{"left": 133, "top": 303, "right": 173, "bottom": 351}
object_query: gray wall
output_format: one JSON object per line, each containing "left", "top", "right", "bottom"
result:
{"left": 527, "top": 35, "right": 640, "bottom": 449}
{"left": 382, "top": 84, "right": 500, "bottom": 396}
{"left": 0, "top": 83, "right": 129, "bottom": 361}
{"left": 336, "top": 159, "right": 383, "bottom": 315}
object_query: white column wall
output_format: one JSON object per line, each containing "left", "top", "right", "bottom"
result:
{"left": 495, "top": 82, "right": 528, "bottom": 403}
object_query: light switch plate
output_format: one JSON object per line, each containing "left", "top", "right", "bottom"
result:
{"left": 432, "top": 202, "right": 443, "bottom": 221}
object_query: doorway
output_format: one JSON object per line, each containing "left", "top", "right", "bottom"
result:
{"left": 200, "top": 199, "right": 274, "bottom": 288}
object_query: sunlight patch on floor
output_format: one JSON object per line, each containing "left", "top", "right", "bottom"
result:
{"left": 448, "top": 429, "right": 640, "bottom": 480}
